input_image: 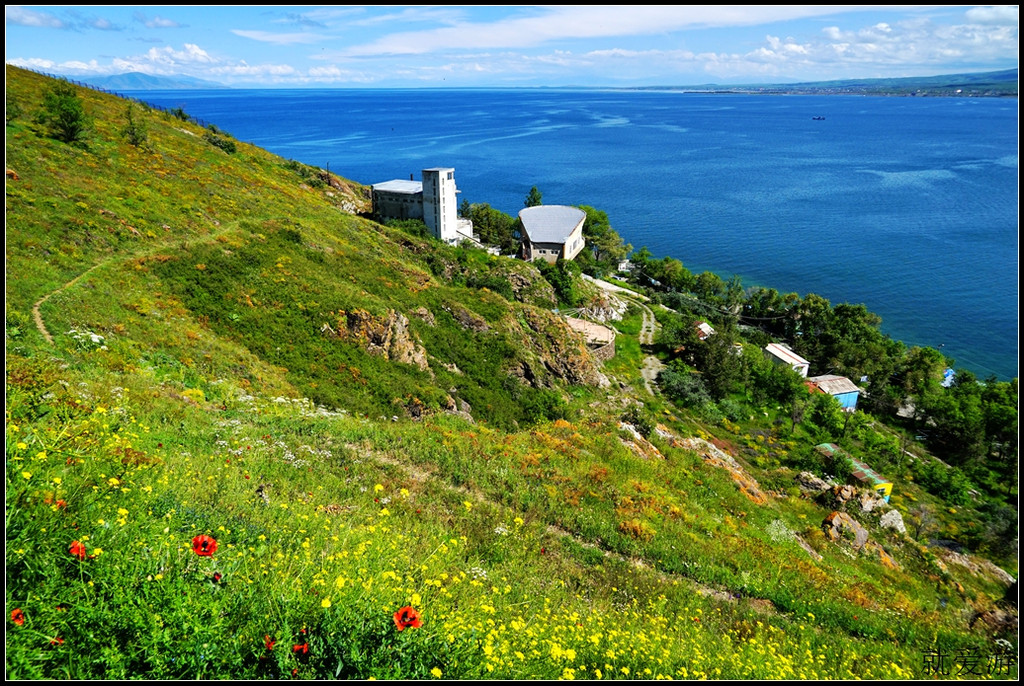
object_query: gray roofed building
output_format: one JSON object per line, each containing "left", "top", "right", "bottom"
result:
{"left": 518, "top": 205, "right": 587, "bottom": 264}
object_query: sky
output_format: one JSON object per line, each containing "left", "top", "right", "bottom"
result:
{"left": 5, "top": 5, "right": 1019, "bottom": 88}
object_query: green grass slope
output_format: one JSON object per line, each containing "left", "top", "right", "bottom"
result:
{"left": 5, "top": 66, "right": 1017, "bottom": 680}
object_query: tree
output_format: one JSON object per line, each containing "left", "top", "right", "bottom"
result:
{"left": 896, "top": 346, "right": 947, "bottom": 428}
{"left": 121, "top": 102, "right": 148, "bottom": 147}
{"left": 693, "top": 331, "right": 744, "bottom": 401}
{"left": 658, "top": 360, "right": 713, "bottom": 409}
{"left": 524, "top": 185, "right": 543, "bottom": 207}
{"left": 38, "top": 81, "right": 90, "bottom": 144}
{"left": 658, "top": 257, "right": 693, "bottom": 291}
{"left": 692, "top": 271, "right": 725, "bottom": 303}
{"left": 465, "top": 203, "right": 518, "bottom": 254}
{"left": 537, "top": 258, "right": 582, "bottom": 307}
{"left": 576, "top": 205, "right": 630, "bottom": 273}
{"left": 806, "top": 393, "right": 846, "bottom": 442}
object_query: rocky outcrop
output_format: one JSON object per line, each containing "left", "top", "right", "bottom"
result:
{"left": 879, "top": 509, "right": 907, "bottom": 535}
{"left": 969, "top": 609, "right": 1018, "bottom": 636}
{"left": 578, "top": 291, "right": 628, "bottom": 323}
{"left": 678, "top": 436, "right": 768, "bottom": 505}
{"left": 796, "top": 471, "right": 831, "bottom": 494}
{"left": 506, "top": 269, "right": 557, "bottom": 309}
{"left": 442, "top": 394, "right": 475, "bottom": 424}
{"left": 410, "top": 306, "right": 435, "bottom": 326}
{"left": 822, "top": 511, "right": 869, "bottom": 550}
{"left": 830, "top": 484, "right": 858, "bottom": 506}
{"left": 509, "top": 309, "right": 605, "bottom": 388}
{"left": 858, "top": 491, "right": 887, "bottom": 513}
{"left": 445, "top": 304, "right": 490, "bottom": 332}
{"left": 332, "top": 309, "right": 430, "bottom": 372}
{"left": 619, "top": 422, "right": 664, "bottom": 460}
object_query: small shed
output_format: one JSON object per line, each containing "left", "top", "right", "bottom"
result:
{"left": 764, "top": 343, "right": 810, "bottom": 377}
{"left": 805, "top": 374, "right": 862, "bottom": 411}
{"left": 695, "top": 321, "right": 715, "bottom": 341}
{"left": 816, "top": 443, "right": 893, "bottom": 502}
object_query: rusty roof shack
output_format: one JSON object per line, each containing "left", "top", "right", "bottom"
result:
{"left": 816, "top": 443, "right": 893, "bottom": 502}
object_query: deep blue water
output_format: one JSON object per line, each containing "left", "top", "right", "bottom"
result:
{"left": 129, "top": 88, "right": 1019, "bottom": 380}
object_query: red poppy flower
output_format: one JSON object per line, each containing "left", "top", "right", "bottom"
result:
{"left": 213, "top": 572, "right": 223, "bottom": 583}
{"left": 69, "top": 541, "right": 87, "bottom": 560}
{"left": 264, "top": 635, "right": 276, "bottom": 651}
{"left": 10, "top": 609, "right": 25, "bottom": 626}
{"left": 393, "top": 606, "right": 422, "bottom": 631}
{"left": 49, "top": 636, "right": 64, "bottom": 645}
{"left": 191, "top": 535, "right": 218, "bottom": 557}
{"left": 292, "top": 642, "right": 309, "bottom": 655}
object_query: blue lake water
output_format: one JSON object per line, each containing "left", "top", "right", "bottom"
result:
{"left": 128, "top": 88, "right": 1019, "bottom": 380}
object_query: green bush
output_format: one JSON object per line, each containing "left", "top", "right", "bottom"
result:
{"left": 37, "top": 81, "right": 90, "bottom": 144}
{"left": 913, "top": 460, "right": 972, "bottom": 506}
{"left": 121, "top": 102, "right": 148, "bottom": 147}
{"left": 204, "top": 132, "right": 237, "bottom": 154}
{"left": 658, "top": 361, "right": 711, "bottom": 408}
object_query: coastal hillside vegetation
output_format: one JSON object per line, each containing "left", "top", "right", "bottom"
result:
{"left": 5, "top": 65, "right": 1017, "bottom": 680}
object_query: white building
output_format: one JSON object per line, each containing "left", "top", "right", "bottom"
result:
{"left": 764, "top": 343, "right": 810, "bottom": 377}
{"left": 372, "top": 168, "right": 474, "bottom": 245}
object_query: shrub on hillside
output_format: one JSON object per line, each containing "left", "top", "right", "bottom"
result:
{"left": 36, "top": 81, "right": 90, "bottom": 144}
{"left": 204, "top": 131, "right": 237, "bottom": 154}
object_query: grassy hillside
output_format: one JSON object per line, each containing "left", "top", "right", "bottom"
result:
{"left": 5, "top": 65, "right": 1017, "bottom": 680}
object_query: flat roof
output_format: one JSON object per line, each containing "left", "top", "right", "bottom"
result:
{"left": 518, "top": 205, "right": 586, "bottom": 244}
{"left": 372, "top": 179, "right": 422, "bottom": 194}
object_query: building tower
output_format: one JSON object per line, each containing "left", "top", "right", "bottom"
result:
{"left": 422, "top": 167, "right": 458, "bottom": 243}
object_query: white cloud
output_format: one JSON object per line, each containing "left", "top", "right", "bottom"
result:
{"left": 134, "top": 13, "right": 184, "bottom": 29}
{"left": 90, "top": 17, "right": 118, "bottom": 31}
{"left": 209, "top": 62, "right": 298, "bottom": 77}
{"left": 5, "top": 5, "right": 65, "bottom": 29}
{"left": 349, "top": 6, "right": 465, "bottom": 27}
{"left": 142, "top": 43, "right": 216, "bottom": 66}
{"left": 6, "top": 56, "right": 59, "bottom": 69}
{"left": 232, "top": 29, "right": 329, "bottom": 45}
{"left": 335, "top": 6, "right": 852, "bottom": 57}
{"left": 964, "top": 5, "right": 1019, "bottom": 26}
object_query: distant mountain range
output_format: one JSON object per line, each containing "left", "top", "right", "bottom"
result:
{"left": 636, "top": 69, "right": 1018, "bottom": 97}
{"left": 75, "top": 71, "right": 227, "bottom": 90}
{"left": 64, "top": 68, "right": 1018, "bottom": 95}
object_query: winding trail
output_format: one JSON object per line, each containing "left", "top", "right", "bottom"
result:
{"left": 32, "top": 263, "right": 106, "bottom": 345}
{"left": 638, "top": 303, "right": 666, "bottom": 394}
{"left": 30, "top": 222, "right": 237, "bottom": 346}
{"left": 583, "top": 275, "right": 664, "bottom": 394}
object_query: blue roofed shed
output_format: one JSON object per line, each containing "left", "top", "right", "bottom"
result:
{"left": 805, "top": 374, "right": 862, "bottom": 411}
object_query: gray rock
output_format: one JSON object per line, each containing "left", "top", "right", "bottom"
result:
{"left": 879, "top": 509, "right": 906, "bottom": 535}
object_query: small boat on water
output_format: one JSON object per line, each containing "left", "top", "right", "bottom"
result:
{"left": 812, "top": 116, "right": 826, "bottom": 121}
